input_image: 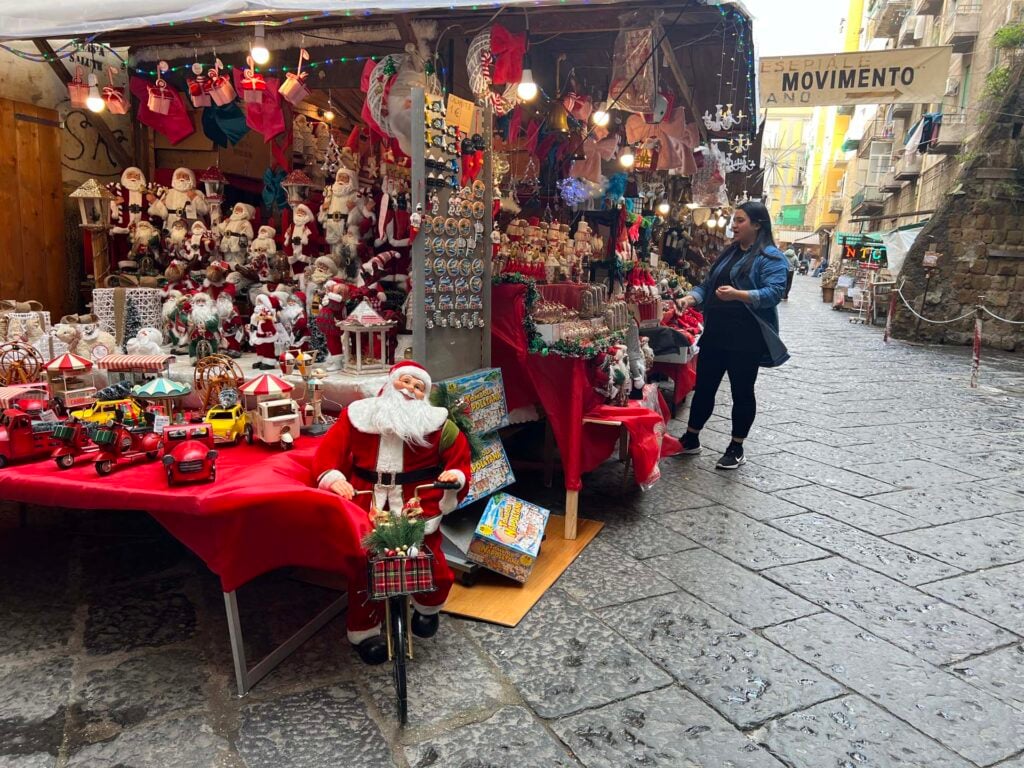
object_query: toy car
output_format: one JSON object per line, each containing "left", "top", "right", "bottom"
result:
{"left": 0, "top": 408, "right": 61, "bottom": 468}
{"left": 246, "top": 398, "right": 302, "bottom": 450}
{"left": 161, "top": 423, "right": 218, "bottom": 485}
{"left": 69, "top": 397, "right": 144, "bottom": 426}
{"left": 51, "top": 418, "right": 100, "bottom": 469}
{"left": 204, "top": 402, "right": 248, "bottom": 445}
{"left": 92, "top": 422, "right": 162, "bottom": 476}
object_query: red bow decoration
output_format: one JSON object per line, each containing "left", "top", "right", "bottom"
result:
{"left": 461, "top": 151, "right": 484, "bottom": 187}
{"left": 240, "top": 57, "right": 266, "bottom": 103}
{"left": 101, "top": 66, "right": 129, "bottom": 114}
{"left": 489, "top": 24, "right": 527, "bottom": 85}
{"left": 562, "top": 92, "right": 593, "bottom": 122}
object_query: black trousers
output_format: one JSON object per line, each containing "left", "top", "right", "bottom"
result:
{"left": 687, "top": 345, "right": 761, "bottom": 439}
{"left": 784, "top": 270, "right": 795, "bottom": 298}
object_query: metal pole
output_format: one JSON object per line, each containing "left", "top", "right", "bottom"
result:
{"left": 971, "top": 296, "right": 984, "bottom": 389}
{"left": 913, "top": 268, "right": 932, "bottom": 339}
{"left": 883, "top": 286, "right": 898, "bottom": 343}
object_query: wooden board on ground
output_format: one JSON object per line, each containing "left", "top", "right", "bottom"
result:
{"left": 443, "top": 515, "right": 602, "bottom": 627}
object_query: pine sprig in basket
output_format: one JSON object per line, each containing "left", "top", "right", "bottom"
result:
{"left": 430, "top": 384, "right": 485, "bottom": 460}
{"left": 363, "top": 515, "right": 426, "bottom": 556}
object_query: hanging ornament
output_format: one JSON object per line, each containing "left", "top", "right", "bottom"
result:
{"left": 321, "top": 131, "right": 342, "bottom": 176}
{"left": 728, "top": 134, "right": 751, "bottom": 154}
{"left": 208, "top": 59, "right": 236, "bottom": 106}
{"left": 102, "top": 66, "right": 129, "bottom": 115}
{"left": 68, "top": 66, "right": 89, "bottom": 108}
{"left": 279, "top": 48, "right": 310, "bottom": 106}
{"left": 466, "top": 26, "right": 523, "bottom": 116}
{"left": 702, "top": 104, "right": 746, "bottom": 132}
{"left": 146, "top": 61, "right": 174, "bottom": 115}
{"left": 240, "top": 56, "right": 266, "bottom": 104}
{"left": 187, "top": 62, "right": 211, "bottom": 108}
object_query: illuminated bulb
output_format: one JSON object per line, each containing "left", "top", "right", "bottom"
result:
{"left": 657, "top": 201, "right": 670, "bottom": 216}
{"left": 619, "top": 147, "right": 635, "bottom": 168}
{"left": 592, "top": 102, "right": 610, "bottom": 127}
{"left": 717, "top": 215, "right": 728, "bottom": 228}
{"left": 323, "top": 108, "right": 335, "bottom": 122}
{"left": 86, "top": 74, "right": 104, "bottom": 113}
{"left": 517, "top": 67, "right": 538, "bottom": 102}
{"left": 250, "top": 23, "right": 270, "bottom": 66}
{"left": 706, "top": 217, "right": 717, "bottom": 230}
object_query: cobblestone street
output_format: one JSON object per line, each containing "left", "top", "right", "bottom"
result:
{"left": 3, "top": 274, "right": 1024, "bottom": 768}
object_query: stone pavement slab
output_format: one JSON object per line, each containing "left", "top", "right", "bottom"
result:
{"left": 886, "top": 516, "right": 1024, "bottom": 571}
{"left": 552, "top": 686, "right": 784, "bottom": 768}
{"left": 83, "top": 577, "right": 197, "bottom": 655}
{"left": 1, "top": 755, "right": 55, "bottom": 768}
{"left": 752, "top": 452, "right": 897, "bottom": 496}
{"left": 764, "top": 613, "right": 1024, "bottom": 766}
{"left": 66, "top": 714, "right": 229, "bottom": 768}
{"left": 852, "top": 458, "right": 978, "bottom": 489}
{"left": 998, "top": 510, "right": 1024, "bottom": 527}
{"left": 762, "top": 421, "right": 868, "bottom": 446}
{"left": 466, "top": 590, "right": 672, "bottom": 718}
{"left": 599, "top": 592, "right": 845, "bottom": 728}
{"left": 773, "top": 484, "right": 923, "bottom": 534}
{"left": 0, "top": 658, "right": 70, "bottom": 761}
{"left": 920, "top": 561, "right": 1024, "bottom": 634}
{"left": 769, "top": 513, "right": 961, "bottom": 585}
{"left": 866, "top": 483, "right": 1024, "bottom": 525}
{"left": 661, "top": 474, "right": 809, "bottom": 520}
{"left": 760, "top": 695, "right": 974, "bottom": 768}
{"left": 949, "top": 643, "right": 1024, "bottom": 710}
{"left": 236, "top": 685, "right": 393, "bottom": 768}
{"left": 660, "top": 505, "right": 829, "bottom": 570}
{"left": 764, "top": 557, "right": 1013, "bottom": 664}
{"left": 592, "top": 512, "right": 701, "bottom": 560}
{"left": 682, "top": 456, "right": 811, "bottom": 493}
{"left": 646, "top": 548, "right": 819, "bottom": 629}
{"left": 555, "top": 538, "right": 678, "bottom": 609}
{"left": 406, "top": 706, "right": 578, "bottom": 768}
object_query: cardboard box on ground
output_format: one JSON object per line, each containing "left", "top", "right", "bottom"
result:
{"left": 155, "top": 111, "right": 272, "bottom": 178}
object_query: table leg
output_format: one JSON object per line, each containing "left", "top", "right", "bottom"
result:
{"left": 543, "top": 420, "right": 556, "bottom": 488}
{"left": 618, "top": 428, "right": 629, "bottom": 462}
{"left": 223, "top": 589, "right": 347, "bottom": 697}
{"left": 564, "top": 489, "right": 579, "bottom": 540}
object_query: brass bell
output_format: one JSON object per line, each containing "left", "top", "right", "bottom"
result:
{"left": 545, "top": 101, "right": 570, "bottom": 136}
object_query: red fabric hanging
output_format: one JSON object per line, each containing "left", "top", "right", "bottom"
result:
{"left": 129, "top": 76, "right": 195, "bottom": 145}
{"left": 233, "top": 69, "right": 287, "bottom": 142}
{"left": 490, "top": 24, "right": 527, "bottom": 85}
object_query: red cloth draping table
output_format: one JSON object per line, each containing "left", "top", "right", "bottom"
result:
{"left": 652, "top": 359, "right": 699, "bottom": 407}
{"left": 492, "top": 283, "right": 680, "bottom": 492}
{"left": 0, "top": 438, "right": 369, "bottom": 592}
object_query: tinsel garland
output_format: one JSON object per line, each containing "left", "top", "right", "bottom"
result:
{"left": 556, "top": 177, "right": 589, "bottom": 207}
{"left": 493, "top": 273, "right": 625, "bottom": 360}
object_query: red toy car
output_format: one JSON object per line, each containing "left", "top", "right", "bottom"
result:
{"left": 92, "top": 422, "right": 162, "bottom": 476}
{"left": 0, "top": 407, "right": 60, "bottom": 468}
{"left": 52, "top": 418, "right": 100, "bottom": 469}
{"left": 161, "top": 423, "right": 218, "bottom": 485}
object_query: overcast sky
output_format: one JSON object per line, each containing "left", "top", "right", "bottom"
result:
{"left": 742, "top": 0, "right": 852, "bottom": 58}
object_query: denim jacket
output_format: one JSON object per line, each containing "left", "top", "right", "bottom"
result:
{"left": 688, "top": 244, "right": 791, "bottom": 367}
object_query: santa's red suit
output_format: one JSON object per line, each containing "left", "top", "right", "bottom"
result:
{"left": 312, "top": 364, "right": 471, "bottom": 643}
{"left": 284, "top": 209, "right": 322, "bottom": 277}
{"left": 249, "top": 312, "right": 278, "bottom": 363}
{"left": 289, "top": 314, "right": 310, "bottom": 350}
{"left": 204, "top": 280, "right": 236, "bottom": 302}
{"left": 221, "top": 307, "right": 246, "bottom": 354}
{"left": 315, "top": 296, "right": 345, "bottom": 355}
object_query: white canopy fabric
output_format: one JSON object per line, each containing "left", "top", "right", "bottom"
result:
{"left": 880, "top": 223, "right": 926, "bottom": 277}
{"left": 1, "top": 0, "right": 597, "bottom": 40}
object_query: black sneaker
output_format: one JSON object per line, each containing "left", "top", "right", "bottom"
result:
{"left": 716, "top": 442, "right": 746, "bottom": 470}
{"left": 679, "top": 432, "right": 702, "bottom": 455}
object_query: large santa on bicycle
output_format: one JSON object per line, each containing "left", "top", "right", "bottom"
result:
{"left": 312, "top": 361, "right": 471, "bottom": 664}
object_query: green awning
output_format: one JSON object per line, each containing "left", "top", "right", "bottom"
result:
{"left": 840, "top": 138, "right": 860, "bottom": 152}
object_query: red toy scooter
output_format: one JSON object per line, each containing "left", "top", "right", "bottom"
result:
{"left": 51, "top": 419, "right": 99, "bottom": 469}
{"left": 92, "top": 422, "right": 162, "bottom": 476}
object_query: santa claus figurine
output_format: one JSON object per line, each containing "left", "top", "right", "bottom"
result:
{"left": 162, "top": 290, "right": 190, "bottom": 353}
{"left": 203, "top": 260, "right": 236, "bottom": 301}
{"left": 312, "top": 360, "right": 472, "bottom": 664}
{"left": 163, "top": 259, "right": 197, "bottom": 298}
{"left": 186, "top": 292, "right": 221, "bottom": 363}
{"left": 281, "top": 291, "right": 310, "bottom": 351}
{"left": 319, "top": 160, "right": 359, "bottom": 266}
{"left": 218, "top": 203, "right": 255, "bottom": 266}
{"left": 247, "top": 225, "right": 279, "bottom": 290}
{"left": 284, "top": 204, "right": 321, "bottom": 289}
{"left": 109, "top": 166, "right": 156, "bottom": 266}
{"left": 316, "top": 281, "right": 348, "bottom": 371}
{"left": 371, "top": 193, "right": 412, "bottom": 291}
{"left": 249, "top": 294, "right": 280, "bottom": 370}
{"left": 185, "top": 220, "right": 215, "bottom": 266}
{"left": 305, "top": 255, "right": 339, "bottom": 316}
{"left": 216, "top": 293, "right": 245, "bottom": 358}
{"left": 149, "top": 167, "right": 209, "bottom": 233}
{"left": 130, "top": 220, "right": 162, "bottom": 272}
{"left": 164, "top": 218, "right": 190, "bottom": 263}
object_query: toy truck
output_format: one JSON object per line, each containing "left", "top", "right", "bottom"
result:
{"left": 0, "top": 408, "right": 60, "bottom": 468}
{"left": 161, "top": 423, "right": 218, "bottom": 485}
{"left": 245, "top": 398, "right": 302, "bottom": 450}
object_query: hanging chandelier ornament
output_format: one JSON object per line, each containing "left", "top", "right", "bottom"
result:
{"left": 702, "top": 104, "right": 746, "bottom": 132}
{"left": 728, "top": 133, "right": 751, "bottom": 154}
{"left": 721, "top": 154, "right": 756, "bottom": 174}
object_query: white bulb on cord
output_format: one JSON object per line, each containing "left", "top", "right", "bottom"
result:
{"left": 706, "top": 218, "right": 717, "bottom": 230}
{"left": 86, "top": 74, "right": 104, "bottom": 113}
{"left": 717, "top": 215, "right": 728, "bottom": 228}
{"left": 657, "top": 201, "right": 670, "bottom": 216}
{"left": 250, "top": 23, "right": 270, "bottom": 66}
{"left": 619, "top": 148, "right": 635, "bottom": 168}
{"left": 592, "top": 102, "right": 610, "bottom": 127}
{"left": 517, "top": 68, "right": 538, "bottom": 102}
{"left": 323, "top": 109, "right": 335, "bottom": 122}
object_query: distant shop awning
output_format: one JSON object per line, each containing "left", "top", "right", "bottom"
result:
{"left": 776, "top": 229, "right": 818, "bottom": 244}
{"left": 879, "top": 223, "right": 927, "bottom": 276}
{"left": 840, "top": 138, "right": 860, "bottom": 152}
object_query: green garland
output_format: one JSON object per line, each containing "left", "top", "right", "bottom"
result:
{"left": 493, "top": 273, "right": 625, "bottom": 360}
{"left": 429, "top": 384, "right": 486, "bottom": 460}
{"left": 362, "top": 516, "right": 426, "bottom": 555}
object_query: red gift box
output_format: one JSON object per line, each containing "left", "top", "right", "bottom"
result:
{"left": 187, "top": 76, "right": 211, "bottom": 108}
{"left": 240, "top": 64, "right": 266, "bottom": 104}
{"left": 368, "top": 552, "right": 435, "bottom": 599}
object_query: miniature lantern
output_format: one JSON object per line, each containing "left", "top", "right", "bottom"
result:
{"left": 198, "top": 167, "right": 227, "bottom": 225}
{"left": 282, "top": 170, "right": 314, "bottom": 206}
{"left": 278, "top": 350, "right": 295, "bottom": 375}
{"left": 71, "top": 179, "right": 117, "bottom": 285}
{"left": 339, "top": 300, "right": 395, "bottom": 375}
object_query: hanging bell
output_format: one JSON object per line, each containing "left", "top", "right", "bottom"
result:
{"left": 545, "top": 101, "right": 571, "bottom": 136}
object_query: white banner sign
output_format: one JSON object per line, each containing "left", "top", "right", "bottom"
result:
{"left": 759, "top": 47, "right": 953, "bottom": 109}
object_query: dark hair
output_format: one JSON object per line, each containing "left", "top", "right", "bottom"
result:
{"left": 733, "top": 201, "right": 777, "bottom": 278}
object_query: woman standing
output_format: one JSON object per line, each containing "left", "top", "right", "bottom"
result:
{"left": 677, "top": 202, "right": 789, "bottom": 469}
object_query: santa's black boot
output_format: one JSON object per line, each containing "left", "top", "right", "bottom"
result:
{"left": 411, "top": 611, "right": 439, "bottom": 638}
{"left": 351, "top": 636, "right": 388, "bottom": 665}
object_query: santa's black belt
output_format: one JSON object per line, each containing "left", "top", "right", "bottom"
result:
{"left": 353, "top": 465, "right": 441, "bottom": 486}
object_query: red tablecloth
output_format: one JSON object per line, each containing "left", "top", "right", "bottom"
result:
{"left": 0, "top": 437, "right": 369, "bottom": 592}
{"left": 652, "top": 359, "right": 699, "bottom": 407}
{"left": 492, "top": 283, "right": 680, "bottom": 491}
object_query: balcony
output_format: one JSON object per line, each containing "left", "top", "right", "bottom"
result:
{"left": 894, "top": 151, "right": 922, "bottom": 180}
{"left": 943, "top": 4, "right": 981, "bottom": 52}
{"left": 868, "top": 0, "right": 912, "bottom": 39}
{"left": 914, "top": 0, "right": 941, "bottom": 14}
{"left": 898, "top": 14, "right": 919, "bottom": 45}
{"left": 880, "top": 167, "right": 902, "bottom": 193}
{"left": 829, "top": 194, "right": 845, "bottom": 213}
{"left": 927, "top": 112, "right": 969, "bottom": 154}
{"left": 851, "top": 186, "right": 886, "bottom": 214}
{"left": 891, "top": 101, "right": 914, "bottom": 117}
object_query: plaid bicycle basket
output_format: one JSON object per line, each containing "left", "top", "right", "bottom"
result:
{"left": 368, "top": 551, "right": 436, "bottom": 600}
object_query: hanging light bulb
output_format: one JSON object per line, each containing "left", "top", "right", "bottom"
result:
{"left": 619, "top": 144, "right": 635, "bottom": 168}
{"left": 717, "top": 214, "right": 728, "bottom": 228}
{"left": 517, "top": 54, "right": 538, "bottom": 102}
{"left": 657, "top": 200, "right": 670, "bottom": 216}
{"left": 250, "top": 23, "right": 271, "bottom": 66}
{"left": 85, "top": 74, "right": 105, "bottom": 113}
{"left": 322, "top": 107, "right": 335, "bottom": 122}
{"left": 706, "top": 217, "right": 717, "bottom": 230}
{"left": 592, "top": 101, "right": 610, "bottom": 127}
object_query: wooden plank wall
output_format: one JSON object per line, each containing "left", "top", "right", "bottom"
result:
{"left": 0, "top": 98, "right": 69, "bottom": 317}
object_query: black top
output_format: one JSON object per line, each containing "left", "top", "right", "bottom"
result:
{"left": 700, "top": 245, "right": 767, "bottom": 355}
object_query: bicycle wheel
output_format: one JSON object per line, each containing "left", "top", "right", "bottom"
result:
{"left": 389, "top": 596, "right": 409, "bottom": 725}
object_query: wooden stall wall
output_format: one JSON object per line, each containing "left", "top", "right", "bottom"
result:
{"left": 0, "top": 98, "right": 69, "bottom": 317}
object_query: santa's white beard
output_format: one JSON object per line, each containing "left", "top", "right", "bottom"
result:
{"left": 163, "top": 299, "right": 182, "bottom": 320}
{"left": 172, "top": 180, "right": 193, "bottom": 193}
{"left": 362, "top": 385, "right": 438, "bottom": 448}
{"left": 190, "top": 304, "right": 217, "bottom": 328}
{"left": 123, "top": 178, "right": 144, "bottom": 192}
{"left": 280, "top": 305, "right": 302, "bottom": 326}
{"left": 216, "top": 298, "right": 235, "bottom": 320}
{"left": 170, "top": 229, "right": 187, "bottom": 244}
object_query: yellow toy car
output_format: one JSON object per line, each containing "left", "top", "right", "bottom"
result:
{"left": 205, "top": 402, "right": 248, "bottom": 445}
{"left": 69, "top": 397, "right": 144, "bottom": 426}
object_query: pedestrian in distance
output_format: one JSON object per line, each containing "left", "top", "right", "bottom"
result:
{"left": 782, "top": 246, "right": 797, "bottom": 300}
{"left": 676, "top": 201, "right": 790, "bottom": 469}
